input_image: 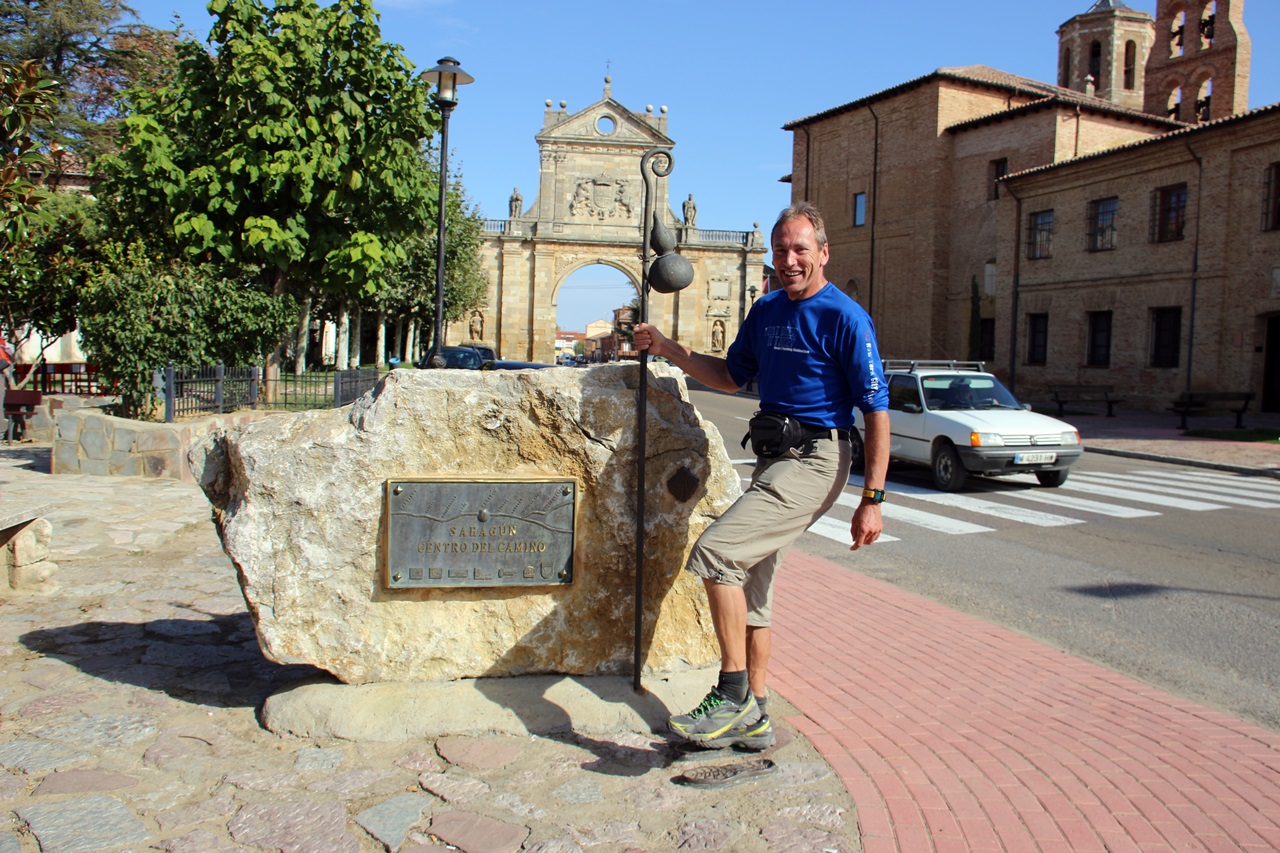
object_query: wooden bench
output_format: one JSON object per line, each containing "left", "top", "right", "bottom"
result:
{"left": 1051, "top": 384, "right": 1122, "bottom": 417}
{"left": 1167, "top": 390, "right": 1254, "bottom": 430}
{"left": 2, "top": 388, "right": 42, "bottom": 442}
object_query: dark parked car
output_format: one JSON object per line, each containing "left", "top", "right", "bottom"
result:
{"left": 415, "top": 346, "right": 484, "bottom": 370}
{"left": 481, "top": 360, "right": 554, "bottom": 371}
{"left": 464, "top": 344, "right": 498, "bottom": 363}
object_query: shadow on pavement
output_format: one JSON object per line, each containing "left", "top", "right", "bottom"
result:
{"left": 20, "top": 611, "right": 326, "bottom": 709}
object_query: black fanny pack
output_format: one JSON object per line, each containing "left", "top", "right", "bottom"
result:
{"left": 741, "top": 411, "right": 809, "bottom": 458}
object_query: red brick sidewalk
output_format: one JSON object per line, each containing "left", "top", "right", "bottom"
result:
{"left": 770, "top": 550, "right": 1280, "bottom": 852}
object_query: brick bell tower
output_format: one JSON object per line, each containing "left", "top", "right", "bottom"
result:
{"left": 1144, "top": 0, "right": 1251, "bottom": 123}
{"left": 1057, "top": 0, "right": 1156, "bottom": 112}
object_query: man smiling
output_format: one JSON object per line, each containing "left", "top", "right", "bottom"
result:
{"left": 633, "top": 202, "right": 890, "bottom": 750}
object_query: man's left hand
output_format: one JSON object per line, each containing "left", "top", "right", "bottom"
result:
{"left": 849, "top": 503, "right": 882, "bottom": 551}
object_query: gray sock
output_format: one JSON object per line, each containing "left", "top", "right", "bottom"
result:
{"left": 716, "top": 670, "right": 749, "bottom": 704}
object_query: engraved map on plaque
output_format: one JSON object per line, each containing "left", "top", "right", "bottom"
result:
{"left": 384, "top": 479, "right": 576, "bottom": 589}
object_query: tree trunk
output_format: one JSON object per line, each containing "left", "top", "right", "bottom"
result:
{"left": 264, "top": 268, "right": 290, "bottom": 402}
{"left": 407, "top": 320, "right": 418, "bottom": 363}
{"left": 376, "top": 311, "right": 387, "bottom": 367}
{"left": 351, "top": 306, "right": 362, "bottom": 369}
{"left": 336, "top": 301, "right": 350, "bottom": 371}
{"left": 293, "top": 295, "right": 312, "bottom": 376}
{"left": 393, "top": 318, "right": 404, "bottom": 365}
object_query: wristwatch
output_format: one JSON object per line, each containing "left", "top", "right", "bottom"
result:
{"left": 860, "top": 488, "right": 886, "bottom": 504}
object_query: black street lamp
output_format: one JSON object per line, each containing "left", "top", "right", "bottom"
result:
{"left": 422, "top": 56, "right": 474, "bottom": 368}
{"left": 748, "top": 284, "right": 759, "bottom": 305}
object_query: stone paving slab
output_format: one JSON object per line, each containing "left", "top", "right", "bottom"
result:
{"left": 0, "top": 446, "right": 859, "bottom": 852}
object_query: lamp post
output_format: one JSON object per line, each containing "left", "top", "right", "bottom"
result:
{"left": 422, "top": 56, "right": 474, "bottom": 368}
{"left": 748, "top": 284, "right": 759, "bottom": 305}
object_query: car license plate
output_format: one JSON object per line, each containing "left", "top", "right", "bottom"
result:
{"left": 1015, "top": 452, "right": 1057, "bottom": 464}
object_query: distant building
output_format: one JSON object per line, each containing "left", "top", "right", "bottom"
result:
{"left": 786, "top": 0, "right": 1279, "bottom": 411}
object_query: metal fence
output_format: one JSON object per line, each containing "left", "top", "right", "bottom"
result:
{"left": 153, "top": 363, "right": 380, "bottom": 422}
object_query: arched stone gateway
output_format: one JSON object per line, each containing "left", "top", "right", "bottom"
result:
{"left": 470, "top": 78, "right": 766, "bottom": 363}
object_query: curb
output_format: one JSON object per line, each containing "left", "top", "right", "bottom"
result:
{"left": 1084, "top": 444, "right": 1280, "bottom": 479}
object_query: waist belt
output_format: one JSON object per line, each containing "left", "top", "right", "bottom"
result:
{"left": 800, "top": 424, "right": 851, "bottom": 442}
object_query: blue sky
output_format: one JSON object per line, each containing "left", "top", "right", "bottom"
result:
{"left": 125, "top": 0, "right": 1280, "bottom": 333}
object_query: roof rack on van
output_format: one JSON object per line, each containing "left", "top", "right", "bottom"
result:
{"left": 881, "top": 359, "right": 987, "bottom": 373}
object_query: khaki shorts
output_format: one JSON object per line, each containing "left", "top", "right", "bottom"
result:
{"left": 684, "top": 436, "right": 852, "bottom": 626}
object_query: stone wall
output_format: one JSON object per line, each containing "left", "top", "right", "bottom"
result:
{"left": 53, "top": 409, "right": 272, "bottom": 481}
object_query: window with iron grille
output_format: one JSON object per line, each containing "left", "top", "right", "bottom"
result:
{"left": 1087, "top": 197, "right": 1119, "bottom": 251}
{"left": 1027, "top": 210, "right": 1054, "bottom": 259}
{"left": 1150, "top": 184, "right": 1187, "bottom": 242}
{"left": 1263, "top": 163, "right": 1280, "bottom": 232}
{"left": 1087, "top": 311, "right": 1112, "bottom": 367}
{"left": 1027, "top": 313, "right": 1049, "bottom": 365}
{"left": 1150, "top": 307, "right": 1182, "bottom": 368}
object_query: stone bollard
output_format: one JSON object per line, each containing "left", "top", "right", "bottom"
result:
{"left": 3, "top": 516, "right": 59, "bottom": 595}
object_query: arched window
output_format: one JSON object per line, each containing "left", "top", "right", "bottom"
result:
{"left": 1089, "top": 41, "right": 1103, "bottom": 89}
{"left": 1167, "top": 85, "right": 1184, "bottom": 120}
{"left": 1195, "top": 76, "right": 1213, "bottom": 122}
{"left": 1171, "top": 10, "right": 1187, "bottom": 58}
{"left": 1060, "top": 47, "right": 1073, "bottom": 88}
{"left": 1200, "top": 1, "right": 1217, "bottom": 49}
{"left": 1124, "top": 41, "right": 1137, "bottom": 90}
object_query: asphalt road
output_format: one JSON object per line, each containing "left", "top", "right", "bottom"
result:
{"left": 685, "top": 384, "right": 1280, "bottom": 732}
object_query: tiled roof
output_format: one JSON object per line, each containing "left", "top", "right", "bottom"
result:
{"left": 783, "top": 65, "right": 1172, "bottom": 131}
{"left": 946, "top": 93, "right": 1185, "bottom": 135}
{"left": 1087, "top": 0, "right": 1134, "bottom": 11}
{"left": 1002, "top": 100, "right": 1280, "bottom": 181}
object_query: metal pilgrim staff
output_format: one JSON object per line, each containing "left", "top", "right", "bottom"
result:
{"left": 634, "top": 148, "right": 695, "bottom": 691}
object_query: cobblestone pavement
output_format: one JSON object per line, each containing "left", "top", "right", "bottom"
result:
{"left": 2, "top": 408, "right": 1279, "bottom": 852}
{"left": 0, "top": 445, "right": 859, "bottom": 853}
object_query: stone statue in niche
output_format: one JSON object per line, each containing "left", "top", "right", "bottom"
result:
{"left": 710, "top": 320, "right": 725, "bottom": 352}
{"left": 683, "top": 194, "right": 697, "bottom": 227}
{"left": 509, "top": 187, "right": 522, "bottom": 218}
{"left": 469, "top": 311, "right": 484, "bottom": 341}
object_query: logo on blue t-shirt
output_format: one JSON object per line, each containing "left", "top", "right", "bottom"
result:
{"left": 764, "top": 325, "right": 809, "bottom": 355}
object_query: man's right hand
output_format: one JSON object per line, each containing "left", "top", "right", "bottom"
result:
{"left": 632, "top": 323, "right": 667, "bottom": 358}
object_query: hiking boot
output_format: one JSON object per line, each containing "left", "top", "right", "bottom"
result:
{"left": 723, "top": 713, "right": 775, "bottom": 750}
{"left": 668, "top": 689, "right": 760, "bottom": 744}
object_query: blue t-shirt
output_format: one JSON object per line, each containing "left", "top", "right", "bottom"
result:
{"left": 726, "top": 283, "right": 888, "bottom": 428}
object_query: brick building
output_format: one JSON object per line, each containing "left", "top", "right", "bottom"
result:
{"left": 784, "top": 0, "right": 1279, "bottom": 412}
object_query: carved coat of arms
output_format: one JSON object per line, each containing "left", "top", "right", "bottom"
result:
{"left": 569, "top": 175, "right": 633, "bottom": 221}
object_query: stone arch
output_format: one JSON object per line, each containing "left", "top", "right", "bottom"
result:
{"left": 473, "top": 82, "right": 766, "bottom": 364}
{"left": 551, "top": 257, "right": 642, "bottom": 305}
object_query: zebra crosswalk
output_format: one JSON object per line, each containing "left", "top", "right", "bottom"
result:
{"left": 733, "top": 464, "right": 1280, "bottom": 547}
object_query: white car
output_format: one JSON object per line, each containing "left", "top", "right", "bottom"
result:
{"left": 852, "top": 360, "right": 1082, "bottom": 491}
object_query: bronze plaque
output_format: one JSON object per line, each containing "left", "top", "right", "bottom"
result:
{"left": 384, "top": 478, "right": 576, "bottom": 589}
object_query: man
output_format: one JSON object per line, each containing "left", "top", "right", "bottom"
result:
{"left": 633, "top": 202, "right": 890, "bottom": 750}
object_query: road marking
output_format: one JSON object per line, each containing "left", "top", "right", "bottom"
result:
{"left": 1071, "top": 472, "right": 1280, "bottom": 509}
{"left": 994, "top": 487, "right": 1160, "bottom": 518}
{"left": 806, "top": 514, "right": 899, "bottom": 544}
{"left": 1125, "top": 469, "right": 1280, "bottom": 498}
{"left": 885, "top": 481, "right": 1084, "bottom": 527}
{"left": 1058, "top": 479, "right": 1227, "bottom": 511}
{"left": 833, "top": 491, "right": 994, "bottom": 534}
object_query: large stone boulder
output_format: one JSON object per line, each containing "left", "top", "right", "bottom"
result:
{"left": 191, "top": 365, "right": 736, "bottom": 684}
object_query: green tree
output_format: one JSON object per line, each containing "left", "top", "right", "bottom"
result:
{"left": 77, "top": 240, "right": 296, "bottom": 417}
{"left": 376, "top": 180, "right": 487, "bottom": 358}
{"left": 0, "top": 0, "right": 181, "bottom": 161}
{"left": 0, "top": 191, "right": 96, "bottom": 366}
{"left": 99, "top": 0, "right": 442, "bottom": 384}
{"left": 1, "top": 59, "right": 59, "bottom": 247}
